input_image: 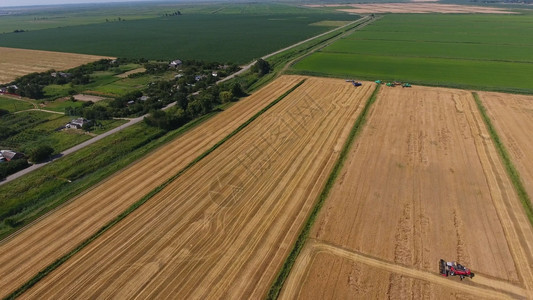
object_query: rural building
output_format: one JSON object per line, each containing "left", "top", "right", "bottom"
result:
{"left": 51, "top": 72, "right": 71, "bottom": 78}
{"left": 139, "top": 96, "right": 149, "bottom": 101}
{"left": 0, "top": 87, "right": 6, "bottom": 93}
{"left": 0, "top": 150, "right": 24, "bottom": 161}
{"left": 169, "top": 59, "right": 182, "bottom": 67}
{"left": 212, "top": 72, "right": 218, "bottom": 77}
{"left": 66, "top": 118, "right": 90, "bottom": 129}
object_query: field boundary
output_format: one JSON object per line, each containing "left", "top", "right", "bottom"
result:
{"left": 267, "top": 84, "right": 381, "bottom": 299}
{"left": 289, "top": 70, "right": 533, "bottom": 95}
{"left": 0, "top": 110, "right": 218, "bottom": 243}
{"left": 472, "top": 92, "right": 533, "bottom": 226}
{"left": 4, "top": 79, "right": 306, "bottom": 300}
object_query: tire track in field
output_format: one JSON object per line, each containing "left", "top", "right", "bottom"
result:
{"left": 0, "top": 75, "right": 305, "bottom": 298}
{"left": 19, "top": 78, "right": 374, "bottom": 299}
{"left": 281, "top": 240, "right": 528, "bottom": 300}
{"left": 462, "top": 93, "right": 533, "bottom": 292}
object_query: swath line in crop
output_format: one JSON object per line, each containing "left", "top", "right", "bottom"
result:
{"left": 472, "top": 92, "right": 533, "bottom": 227}
{"left": 4, "top": 79, "right": 306, "bottom": 300}
{"left": 267, "top": 84, "right": 381, "bottom": 300}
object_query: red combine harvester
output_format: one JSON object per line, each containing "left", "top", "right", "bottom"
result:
{"left": 439, "top": 259, "right": 475, "bottom": 280}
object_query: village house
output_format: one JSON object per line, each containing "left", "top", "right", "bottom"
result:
{"left": 0, "top": 150, "right": 24, "bottom": 161}
{"left": 51, "top": 72, "right": 72, "bottom": 78}
{"left": 66, "top": 118, "right": 91, "bottom": 129}
{"left": 169, "top": 59, "right": 182, "bottom": 68}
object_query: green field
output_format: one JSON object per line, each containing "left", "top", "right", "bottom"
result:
{"left": 292, "top": 14, "right": 533, "bottom": 92}
{"left": 0, "top": 97, "right": 34, "bottom": 112}
{"left": 0, "top": 111, "right": 91, "bottom": 153}
{"left": 0, "top": 4, "right": 356, "bottom": 64}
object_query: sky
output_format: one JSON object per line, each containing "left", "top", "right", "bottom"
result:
{"left": 0, "top": 0, "right": 152, "bottom": 8}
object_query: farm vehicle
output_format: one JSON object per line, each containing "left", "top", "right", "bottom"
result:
{"left": 439, "top": 259, "right": 475, "bottom": 280}
{"left": 346, "top": 79, "right": 362, "bottom": 87}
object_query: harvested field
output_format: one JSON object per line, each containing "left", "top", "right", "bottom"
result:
{"left": 0, "top": 75, "right": 305, "bottom": 298}
{"left": 479, "top": 92, "right": 533, "bottom": 205}
{"left": 116, "top": 67, "right": 146, "bottom": 78}
{"left": 280, "top": 86, "right": 533, "bottom": 299}
{"left": 72, "top": 94, "right": 106, "bottom": 102}
{"left": 0, "top": 47, "right": 112, "bottom": 84}
{"left": 19, "top": 78, "right": 375, "bottom": 298}
{"left": 306, "top": 3, "right": 514, "bottom": 14}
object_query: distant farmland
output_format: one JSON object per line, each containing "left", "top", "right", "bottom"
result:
{"left": 0, "top": 13, "right": 357, "bottom": 64}
{"left": 0, "top": 47, "right": 110, "bottom": 84}
{"left": 292, "top": 14, "right": 533, "bottom": 93}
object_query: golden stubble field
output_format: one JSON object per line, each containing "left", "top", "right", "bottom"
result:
{"left": 479, "top": 92, "right": 533, "bottom": 207}
{"left": 20, "top": 77, "right": 375, "bottom": 298}
{"left": 0, "top": 47, "right": 112, "bottom": 84}
{"left": 5, "top": 77, "right": 376, "bottom": 298}
{"left": 280, "top": 86, "right": 533, "bottom": 299}
{"left": 305, "top": 3, "right": 514, "bottom": 14}
{"left": 0, "top": 75, "right": 305, "bottom": 298}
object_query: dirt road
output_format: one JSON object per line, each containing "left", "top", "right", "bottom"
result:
{"left": 0, "top": 75, "right": 304, "bottom": 298}
{"left": 280, "top": 86, "right": 533, "bottom": 299}
{"left": 20, "top": 78, "right": 375, "bottom": 299}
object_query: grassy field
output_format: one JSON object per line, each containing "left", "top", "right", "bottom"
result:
{"left": 0, "top": 111, "right": 91, "bottom": 154}
{"left": 0, "top": 9, "right": 356, "bottom": 64}
{"left": 292, "top": 14, "right": 533, "bottom": 93}
{"left": 0, "top": 2, "right": 331, "bottom": 33}
{"left": 0, "top": 97, "right": 34, "bottom": 112}
{"left": 0, "top": 122, "right": 167, "bottom": 238}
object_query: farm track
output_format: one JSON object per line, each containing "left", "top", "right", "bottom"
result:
{"left": 279, "top": 86, "right": 533, "bottom": 299}
{"left": 282, "top": 240, "right": 528, "bottom": 299}
{"left": 19, "top": 78, "right": 375, "bottom": 298}
{"left": 0, "top": 75, "right": 304, "bottom": 298}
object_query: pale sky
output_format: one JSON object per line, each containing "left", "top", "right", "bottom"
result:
{"left": 0, "top": 0, "right": 152, "bottom": 8}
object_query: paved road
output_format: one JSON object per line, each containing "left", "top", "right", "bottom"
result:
{"left": 0, "top": 115, "right": 145, "bottom": 185}
{"left": 0, "top": 16, "right": 370, "bottom": 186}
{"left": 217, "top": 16, "right": 370, "bottom": 84}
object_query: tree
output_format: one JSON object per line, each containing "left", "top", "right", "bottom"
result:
{"left": 252, "top": 58, "right": 271, "bottom": 76}
{"left": 219, "top": 91, "right": 233, "bottom": 103}
{"left": 29, "top": 145, "right": 54, "bottom": 163}
{"left": 0, "top": 108, "right": 9, "bottom": 117}
{"left": 231, "top": 83, "right": 245, "bottom": 98}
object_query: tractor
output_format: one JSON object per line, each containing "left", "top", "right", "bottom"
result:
{"left": 439, "top": 259, "right": 475, "bottom": 280}
{"left": 352, "top": 82, "right": 362, "bottom": 87}
{"left": 402, "top": 83, "right": 412, "bottom": 88}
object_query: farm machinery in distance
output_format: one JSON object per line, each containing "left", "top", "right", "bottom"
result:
{"left": 345, "top": 79, "right": 362, "bottom": 87}
{"left": 439, "top": 259, "right": 475, "bottom": 280}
